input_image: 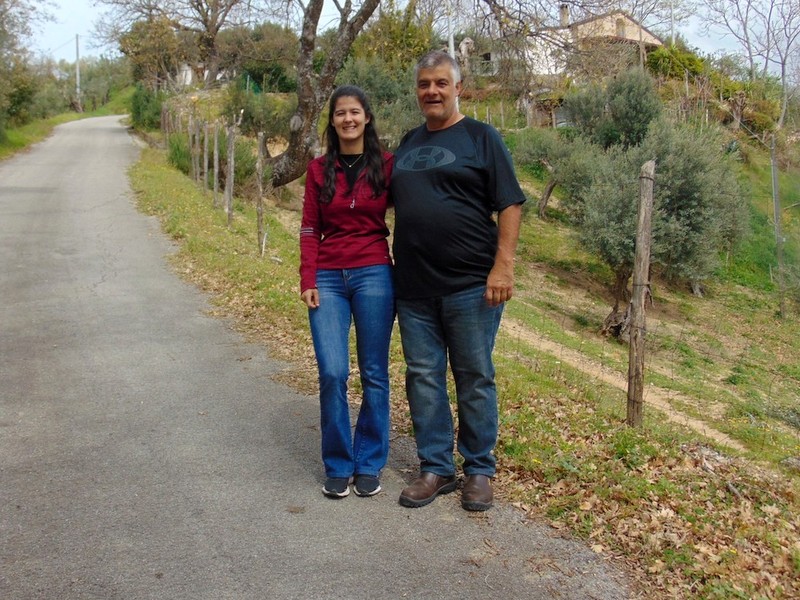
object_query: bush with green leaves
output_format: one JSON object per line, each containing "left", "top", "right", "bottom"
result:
{"left": 564, "top": 68, "right": 662, "bottom": 149}
{"left": 506, "top": 127, "right": 559, "bottom": 179}
{"left": 223, "top": 82, "right": 295, "bottom": 140}
{"left": 167, "top": 133, "right": 192, "bottom": 174}
{"left": 130, "top": 84, "right": 164, "bottom": 130}
{"left": 647, "top": 44, "right": 705, "bottom": 79}
{"left": 169, "top": 129, "right": 259, "bottom": 199}
{"left": 579, "top": 120, "right": 747, "bottom": 299}
{"left": 509, "top": 127, "right": 612, "bottom": 221}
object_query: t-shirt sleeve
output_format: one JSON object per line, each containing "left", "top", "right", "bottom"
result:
{"left": 474, "top": 122, "right": 528, "bottom": 213}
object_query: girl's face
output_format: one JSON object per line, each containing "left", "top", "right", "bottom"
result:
{"left": 331, "top": 96, "right": 370, "bottom": 148}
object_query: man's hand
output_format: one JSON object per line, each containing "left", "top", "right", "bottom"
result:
{"left": 485, "top": 203, "right": 523, "bottom": 306}
{"left": 485, "top": 263, "right": 514, "bottom": 306}
{"left": 301, "top": 288, "right": 320, "bottom": 308}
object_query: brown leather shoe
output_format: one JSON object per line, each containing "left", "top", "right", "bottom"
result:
{"left": 461, "top": 474, "right": 493, "bottom": 511}
{"left": 398, "top": 472, "right": 457, "bottom": 508}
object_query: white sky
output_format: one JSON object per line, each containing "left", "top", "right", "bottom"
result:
{"left": 34, "top": 0, "right": 106, "bottom": 62}
{"left": 33, "top": 0, "right": 739, "bottom": 64}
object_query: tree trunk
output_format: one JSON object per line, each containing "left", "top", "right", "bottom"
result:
{"left": 612, "top": 267, "right": 632, "bottom": 305}
{"left": 538, "top": 178, "right": 557, "bottom": 219}
{"left": 268, "top": 0, "right": 381, "bottom": 188}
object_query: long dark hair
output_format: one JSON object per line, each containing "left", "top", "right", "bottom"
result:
{"left": 320, "top": 85, "right": 386, "bottom": 204}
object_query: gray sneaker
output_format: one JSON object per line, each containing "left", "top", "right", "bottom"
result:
{"left": 354, "top": 475, "right": 381, "bottom": 497}
{"left": 322, "top": 477, "right": 350, "bottom": 498}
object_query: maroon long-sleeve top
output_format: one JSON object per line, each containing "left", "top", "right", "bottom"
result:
{"left": 299, "top": 152, "right": 393, "bottom": 293}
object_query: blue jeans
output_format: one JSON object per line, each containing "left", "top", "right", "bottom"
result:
{"left": 396, "top": 285, "right": 503, "bottom": 477}
{"left": 309, "top": 265, "right": 394, "bottom": 479}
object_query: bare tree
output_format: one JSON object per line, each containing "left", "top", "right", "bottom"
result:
{"left": 760, "top": 1, "right": 800, "bottom": 128}
{"left": 267, "top": 0, "right": 381, "bottom": 187}
{"left": 617, "top": 0, "right": 693, "bottom": 35}
{"left": 699, "top": 0, "right": 770, "bottom": 81}
{"left": 471, "top": 1, "right": 686, "bottom": 93}
{"left": 700, "top": 0, "right": 800, "bottom": 129}
{"left": 95, "top": 0, "right": 258, "bottom": 84}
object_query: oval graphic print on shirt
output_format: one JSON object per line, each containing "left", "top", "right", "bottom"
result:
{"left": 395, "top": 146, "right": 457, "bottom": 172}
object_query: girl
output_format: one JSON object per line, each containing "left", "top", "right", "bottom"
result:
{"left": 299, "top": 86, "right": 394, "bottom": 498}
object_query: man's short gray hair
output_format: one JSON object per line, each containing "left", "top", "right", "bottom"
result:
{"left": 414, "top": 50, "right": 461, "bottom": 83}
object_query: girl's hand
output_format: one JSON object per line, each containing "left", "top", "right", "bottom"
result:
{"left": 301, "top": 288, "right": 320, "bottom": 308}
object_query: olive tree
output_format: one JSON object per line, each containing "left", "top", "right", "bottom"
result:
{"left": 580, "top": 120, "right": 747, "bottom": 304}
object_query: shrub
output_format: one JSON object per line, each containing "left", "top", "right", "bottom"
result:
{"left": 564, "top": 68, "right": 662, "bottom": 149}
{"left": 130, "top": 84, "right": 164, "bottom": 130}
{"left": 223, "top": 82, "right": 295, "bottom": 140}
{"left": 167, "top": 133, "right": 191, "bottom": 174}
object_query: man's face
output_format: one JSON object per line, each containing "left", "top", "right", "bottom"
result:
{"left": 415, "top": 63, "right": 462, "bottom": 130}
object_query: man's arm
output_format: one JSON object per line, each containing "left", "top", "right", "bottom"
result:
{"left": 485, "top": 203, "right": 523, "bottom": 307}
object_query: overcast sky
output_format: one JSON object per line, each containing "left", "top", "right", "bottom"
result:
{"left": 33, "top": 0, "right": 737, "bottom": 64}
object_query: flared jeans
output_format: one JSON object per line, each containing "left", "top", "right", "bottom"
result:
{"left": 309, "top": 265, "right": 394, "bottom": 479}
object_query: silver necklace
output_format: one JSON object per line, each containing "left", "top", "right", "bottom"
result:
{"left": 341, "top": 153, "right": 364, "bottom": 168}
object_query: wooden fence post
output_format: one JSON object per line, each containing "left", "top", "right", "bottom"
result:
{"left": 225, "top": 122, "right": 235, "bottom": 227}
{"left": 213, "top": 122, "right": 220, "bottom": 207}
{"left": 627, "top": 160, "right": 656, "bottom": 428}
{"left": 256, "top": 132, "right": 265, "bottom": 254}
{"left": 203, "top": 123, "right": 209, "bottom": 191}
{"left": 190, "top": 116, "right": 200, "bottom": 183}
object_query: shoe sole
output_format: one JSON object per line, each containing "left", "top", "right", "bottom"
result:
{"left": 398, "top": 480, "right": 457, "bottom": 508}
{"left": 322, "top": 486, "right": 350, "bottom": 499}
{"left": 461, "top": 499, "right": 492, "bottom": 511}
{"left": 354, "top": 485, "right": 382, "bottom": 497}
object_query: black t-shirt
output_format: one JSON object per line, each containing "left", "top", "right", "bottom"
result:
{"left": 390, "top": 117, "right": 526, "bottom": 300}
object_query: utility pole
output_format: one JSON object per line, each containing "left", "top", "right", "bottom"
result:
{"left": 76, "top": 34, "right": 83, "bottom": 113}
{"left": 670, "top": 0, "right": 675, "bottom": 45}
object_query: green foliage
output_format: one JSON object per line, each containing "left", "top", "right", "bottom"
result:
{"left": 350, "top": 0, "right": 434, "bottom": 69}
{"left": 647, "top": 44, "right": 705, "bottom": 79}
{"left": 506, "top": 126, "right": 558, "bottom": 168}
{"left": 564, "top": 68, "right": 662, "bottom": 149}
{"left": 130, "top": 84, "right": 164, "bottom": 130}
{"left": 223, "top": 83, "right": 295, "bottom": 139}
{"left": 743, "top": 99, "right": 779, "bottom": 135}
{"left": 606, "top": 69, "right": 663, "bottom": 148}
{"left": 562, "top": 82, "right": 607, "bottom": 142}
{"left": 579, "top": 120, "right": 748, "bottom": 294}
{"left": 553, "top": 140, "right": 610, "bottom": 223}
{"left": 509, "top": 127, "right": 612, "bottom": 223}
{"left": 218, "top": 23, "right": 298, "bottom": 93}
{"left": 643, "top": 121, "right": 748, "bottom": 283}
{"left": 167, "top": 133, "right": 192, "bottom": 174}
{"left": 4, "top": 58, "right": 37, "bottom": 126}
{"left": 120, "top": 17, "right": 184, "bottom": 89}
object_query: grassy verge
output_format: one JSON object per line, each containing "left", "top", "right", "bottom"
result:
{"left": 132, "top": 143, "right": 799, "bottom": 599}
{"left": 0, "top": 113, "right": 82, "bottom": 160}
{"left": 0, "top": 88, "right": 134, "bottom": 161}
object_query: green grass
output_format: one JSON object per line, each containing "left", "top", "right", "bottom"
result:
{"left": 0, "top": 113, "right": 81, "bottom": 160}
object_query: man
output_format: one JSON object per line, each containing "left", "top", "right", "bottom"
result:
{"left": 391, "top": 50, "right": 526, "bottom": 511}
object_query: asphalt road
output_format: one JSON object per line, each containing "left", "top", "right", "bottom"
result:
{"left": 0, "top": 116, "right": 635, "bottom": 600}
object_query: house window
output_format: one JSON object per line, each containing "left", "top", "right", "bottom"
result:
{"left": 616, "top": 18, "right": 626, "bottom": 38}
